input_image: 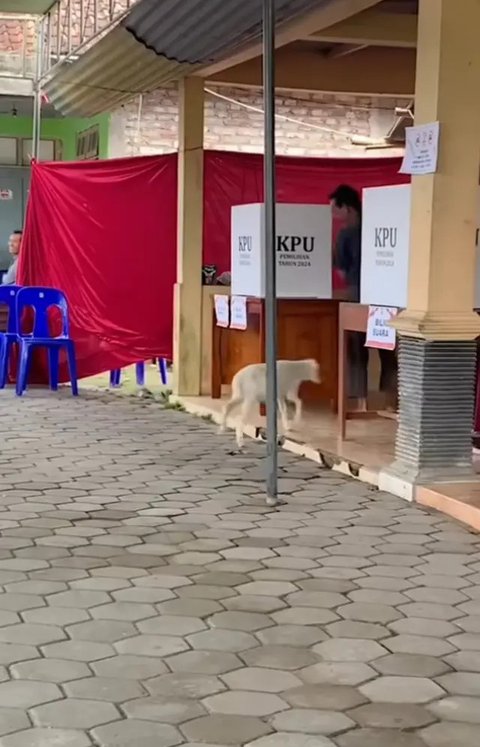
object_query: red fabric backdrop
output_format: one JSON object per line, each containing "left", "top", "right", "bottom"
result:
{"left": 203, "top": 151, "right": 409, "bottom": 273}
{"left": 20, "top": 150, "right": 409, "bottom": 383}
{"left": 19, "top": 154, "right": 177, "bottom": 382}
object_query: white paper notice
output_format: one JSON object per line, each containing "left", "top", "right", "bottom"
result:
{"left": 366, "top": 306, "right": 398, "bottom": 351}
{"left": 0, "top": 189, "right": 13, "bottom": 200}
{"left": 230, "top": 296, "right": 247, "bottom": 330}
{"left": 214, "top": 295, "right": 229, "bottom": 328}
{"left": 400, "top": 122, "right": 439, "bottom": 175}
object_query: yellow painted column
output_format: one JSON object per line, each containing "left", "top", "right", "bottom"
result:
{"left": 384, "top": 0, "right": 480, "bottom": 496}
{"left": 173, "top": 77, "right": 205, "bottom": 396}
{"left": 396, "top": 0, "right": 480, "bottom": 340}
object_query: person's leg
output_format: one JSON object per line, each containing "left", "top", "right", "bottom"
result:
{"left": 347, "top": 331, "right": 369, "bottom": 403}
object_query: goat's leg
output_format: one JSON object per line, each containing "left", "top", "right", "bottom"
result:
{"left": 235, "top": 399, "right": 253, "bottom": 449}
{"left": 277, "top": 398, "right": 290, "bottom": 434}
{"left": 219, "top": 396, "right": 241, "bottom": 433}
{"left": 289, "top": 389, "right": 303, "bottom": 428}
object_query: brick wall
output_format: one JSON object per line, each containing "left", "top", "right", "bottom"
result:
{"left": 109, "top": 85, "right": 405, "bottom": 159}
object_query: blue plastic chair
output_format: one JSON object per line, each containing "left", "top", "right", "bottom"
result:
{"left": 0, "top": 285, "right": 21, "bottom": 389}
{"left": 110, "top": 359, "right": 168, "bottom": 388}
{"left": 15, "top": 287, "right": 78, "bottom": 397}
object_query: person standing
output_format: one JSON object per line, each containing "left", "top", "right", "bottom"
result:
{"left": 329, "top": 185, "right": 397, "bottom": 408}
{"left": 2, "top": 230, "right": 22, "bottom": 285}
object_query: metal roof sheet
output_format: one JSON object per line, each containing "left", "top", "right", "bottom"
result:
{"left": 124, "top": 0, "right": 327, "bottom": 64}
{"left": 43, "top": 0, "right": 330, "bottom": 117}
{"left": 42, "top": 26, "right": 197, "bottom": 117}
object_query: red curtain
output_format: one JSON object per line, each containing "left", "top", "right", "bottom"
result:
{"left": 203, "top": 151, "right": 410, "bottom": 272}
{"left": 19, "top": 154, "right": 177, "bottom": 382}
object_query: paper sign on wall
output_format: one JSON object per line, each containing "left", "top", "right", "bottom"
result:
{"left": 400, "top": 121, "right": 440, "bottom": 175}
{"left": 214, "top": 295, "right": 229, "bottom": 327}
{"left": 230, "top": 295, "right": 247, "bottom": 330}
{"left": 366, "top": 306, "right": 398, "bottom": 350}
{"left": 0, "top": 189, "right": 13, "bottom": 200}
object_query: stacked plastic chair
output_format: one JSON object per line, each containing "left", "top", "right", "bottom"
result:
{"left": 15, "top": 287, "right": 78, "bottom": 396}
{"left": 0, "top": 285, "right": 21, "bottom": 389}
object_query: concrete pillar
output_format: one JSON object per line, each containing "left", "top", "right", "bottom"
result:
{"left": 382, "top": 0, "right": 480, "bottom": 499}
{"left": 173, "top": 77, "right": 205, "bottom": 395}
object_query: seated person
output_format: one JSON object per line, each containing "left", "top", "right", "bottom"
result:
{"left": 2, "top": 230, "right": 22, "bottom": 285}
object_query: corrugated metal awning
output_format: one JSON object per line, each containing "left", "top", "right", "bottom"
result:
{"left": 124, "top": 0, "right": 329, "bottom": 64}
{"left": 43, "top": 0, "right": 330, "bottom": 117}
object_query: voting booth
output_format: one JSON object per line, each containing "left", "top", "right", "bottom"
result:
{"left": 361, "top": 184, "right": 480, "bottom": 308}
{"left": 231, "top": 203, "right": 332, "bottom": 299}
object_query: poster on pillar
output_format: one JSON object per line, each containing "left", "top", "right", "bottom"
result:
{"left": 231, "top": 203, "right": 332, "bottom": 299}
{"left": 361, "top": 184, "right": 480, "bottom": 309}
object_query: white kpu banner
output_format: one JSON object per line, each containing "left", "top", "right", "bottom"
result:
{"left": 361, "top": 184, "right": 480, "bottom": 309}
{"left": 231, "top": 203, "right": 332, "bottom": 299}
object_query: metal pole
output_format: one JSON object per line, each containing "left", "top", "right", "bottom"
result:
{"left": 32, "top": 16, "right": 44, "bottom": 161}
{"left": 263, "top": 0, "right": 278, "bottom": 507}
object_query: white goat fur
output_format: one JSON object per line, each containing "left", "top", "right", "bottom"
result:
{"left": 220, "top": 359, "right": 321, "bottom": 448}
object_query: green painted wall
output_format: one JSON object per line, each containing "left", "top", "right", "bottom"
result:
{"left": 0, "top": 112, "right": 110, "bottom": 160}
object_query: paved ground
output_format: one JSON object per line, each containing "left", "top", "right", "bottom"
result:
{"left": 0, "top": 390, "right": 478, "bottom": 747}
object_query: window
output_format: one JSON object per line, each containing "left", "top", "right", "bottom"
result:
{"left": 0, "top": 138, "right": 18, "bottom": 166}
{"left": 76, "top": 126, "right": 100, "bottom": 160}
{"left": 21, "top": 139, "right": 56, "bottom": 164}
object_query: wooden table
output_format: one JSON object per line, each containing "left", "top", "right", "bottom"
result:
{"left": 337, "top": 302, "right": 398, "bottom": 439}
{"left": 211, "top": 297, "right": 339, "bottom": 410}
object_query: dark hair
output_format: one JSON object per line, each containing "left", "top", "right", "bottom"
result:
{"left": 329, "top": 184, "right": 362, "bottom": 214}
{"left": 12, "top": 230, "right": 22, "bottom": 235}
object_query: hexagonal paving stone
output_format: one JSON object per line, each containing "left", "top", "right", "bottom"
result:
{"left": 92, "top": 654, "right": 168, "bottom": 680}
{"left": 388, "top": 617, "right": 459, "bottom": 638}
{"left": 122, "top": 696, "right": 205, "bottom": 723}
{"left": 421, "top": 722, "right": 479, "bottom": 747}
{"left": 384, "top": 635, "right": 456, "bottom": 657}
{"left": 208, "top": 611, "right": 272, "bottom": 632}
{"left": 313, "top": 638, "right": 387, "bottom": 662}
{"left": 166, "top": 650, "right": 243, "bottom": 675}
{"left": 203, "top": 690, "right": 289, "bottom": 716}
{"left": 146, "top": 673, "right": 226, "bottom": 699}
{"left": 137, "top": 615, "right": 207, "bottom": 636}
{"left": 436, "top": 672, "right": 480, "bottom": 696}
{"left": 90, "top": 602, "right": 157, "bottom": 622}
{"left": 187, "top": 628, "right": 259, "bottom": 653}
{"left": 222, "top": 667, "right": 302, "bottom": 693}
{"left": 0, "top": 624, "right": 66, "bottom": 646}
{"left": 283, "top": 684, "right": 367, "bottom": 710}
{"left": 300, "top": 662, "right": 376, "bottom": 686}
{"left": 337, "top": 603, "right": 402, "bottom": 624}
{"left": 444, "top": 651, "right": 480, "bottom": 672}
{"left": 428, "top": 696, "right": 480, "bottom": 723}
{"left": 114, "top": 634, "right": 189, "bottom": 657}
{"left": 373, "top": 653, "right": 450, "bottom": 678}
{"left": 0, "top": 680, "right": 61, "bottom": 709}
{"left": 326, "top": 621, "right": 390, "bottom": 640}
{"left": 224, "top": 595, "right": 287, "bottom": 614}
{"left": 241, "top": 645, "right": 317, "bottom": 671}
{"left": 271, "top": 708, "right": 355, "bottom": 735}
{"left": 0, "top": 707, "right": 30, "bottom": 737}
{"left": 0, "top": 729, "right": 93, "bottom": 747}
{"left": 180, "top": 714, "right": 271, "bottom": 745}
{"left": 335, "top": 728, "right": 429, "bottom": 747}
{"left": 257, "top": 625, "right": 326, "bottom": 647}
{"left": 91, "top": 719, "right": 181, "bottom": 747}
{"left": 348, "top": 702, "right": 435, "bottom": 729}
{"left": 236, "top": 581, "right": 298, "bottom": 597}
{"left": 246, "top": 736, "right": 335, "bottom": 747}
{"left": 47, "top": 590, "right": 111, "bottom": 608}
{"left": 66, "top": 620, "right": 137, "bottom": 643}
{"left": 31, "top": 699, "right": 119, "bottom": 729}
{"left": 360, "top": 676, "right": 445, "bottom": 704}
{"left": 41, "top": 640, "right": 114, "bottom": 662}
{"left": 11, "top": 658, "right": 90, "bottom": 683}
{"left": 64, "top": 676, "right": 145, "bottom": 702}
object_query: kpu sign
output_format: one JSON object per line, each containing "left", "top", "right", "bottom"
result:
{"left": 231, "top": 203, "right": 332, "bottom": 299}
{"left": 361, "top": 184, "right": 480, "bottom": 309}
{"left": 360, "top": 184, "right": 411, "bottom": 308}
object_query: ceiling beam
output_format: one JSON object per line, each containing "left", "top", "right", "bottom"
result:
{"left": 209, "top": 44, "right": 416, "bottom": 97}
{"left": 305, "top": 9, "right": 417, "bottom": 48}
{"left": 197, "top": 0, "right": 385, "bottom": 77}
